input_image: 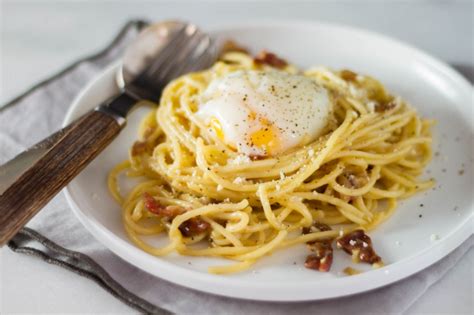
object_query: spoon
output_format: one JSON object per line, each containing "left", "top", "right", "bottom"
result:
{"left": 0, "top": 21, "right": 217, "bottom": 246}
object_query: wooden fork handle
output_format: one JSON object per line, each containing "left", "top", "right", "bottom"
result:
{"left": 0, "top": 107, "right": 125, "bottom": 246}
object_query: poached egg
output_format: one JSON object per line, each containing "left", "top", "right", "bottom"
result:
{"left": 196, "top": 70, "right": 332, "bottom": 157}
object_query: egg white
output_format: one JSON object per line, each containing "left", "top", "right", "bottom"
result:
{"left": 196, "top": 70, "right": 332, "bottom": 157}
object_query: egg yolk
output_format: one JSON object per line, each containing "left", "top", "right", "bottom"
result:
{"left": 249, "top": 119, "right": 279, "bottom": 155}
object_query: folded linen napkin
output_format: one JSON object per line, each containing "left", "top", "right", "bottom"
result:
{"left": 1, "top": 20, "right": 472, "bottom": 315}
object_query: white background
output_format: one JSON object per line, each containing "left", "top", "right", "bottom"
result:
{"left": 0, "top": 0, "right": 473, "bottom": 313}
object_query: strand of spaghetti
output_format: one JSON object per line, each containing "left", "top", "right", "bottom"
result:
{"left": 363, "top": 198, "right": 398, "bottom": 230}
{"left": 360, "top": 114, "right": 414, "bottom": 137}
{"left": 168, "top": 200, "right": 249, "bottom": 239}
{"left": 350, "top": 133, "right": 392, "bottom": 150}
{"left": 329, "top": 146, "right": 412, "bottom": 164}
{"left": 233, "top": 230, "right": 288, "bottom": 261}
{"left": 347, "top": 110, "right": 414, "bottom": 142}
{"left": 222, "top": 211, "right": 250, "bottom": 233}
{"left": 170, "top": 137, "right": 184, "bottom": 170}
{"left": 318, "top": 215, "right": 350, "bottom": 225}
{"left": 346, "top": 97, "right": 368, "bottom": 114}
{"left": 182, "top": 246, "right": 259, "bottom": 257}
{"left": 281, "top": 197, "right": 313, "bottom": 227}
{"left": 107, "top": 160, "right": 130, "bottom": 204}
{"left": 340, "top": 158, "right": 369, "bottom": 168}
{"left": 195, "top": 139, "right": 262, "bottom": 192}
{"left": 158, "top": 99, "right": 195, "bottom": 152}
{"left": 257, "top": 185, "right": 285, "bottom": 230}
{"left": 400, "top": 180, "right": 434, "bottom": 198}
{"left": 330, "top": 165, "right": 381, "bottom": 196}
{"left": 130, "top": 200, "right": 143, "bottom": 221}
{"left": 343, "top": 112, "right": 377, "bottom": 137}
{"left": 267, "top": 110, "right": 356, "bottom": 197}
{"left": 211, "top": 235, "right": 235, "bottom": 247}
{"left": 122, "top": 180, "right": 164, "bottom": 208}
{"left": 208, "top": 260, "right": 256, "bottom": 274}
{"left": 242, "top": 222, "right": 272, "bottom": 233}
{"left": 380, "top": 167, "right": 418, "bottom": 188}
{"left": 366, "top": 186, "right": 405, "bottom": 199}
{"left": 353, "top": 197, "right": 370, "bottom": 214}
{"left": 396, "top": 137, "right": 432, "bottom": 148}
{"left": 305, "top": 67, "right": 348, "bottom": 87}
{"left": 216, "top": 158, "right": 279, "bottom": 173}
{"left": 298, "top": 163, "right": 344, "bottom": 190}
{"left": 398, "top": 158, "right": 425, "bottom": 169}
{"left": 203, "top": 218, "right": 243, "bottom": 247}
{"left": 123, "top": 200, "right": 165, "bottom": 235}
{"left": 293, "top": 192, "right": 369, "bottom": 224}
{"left": 125, "top": 225, "right": 176, "bottom": 256}
{"left": 149, "top": 196, "right": 195, "bottom": 209}
{"left": 217, "top": 155, "right": 308, "bottom": 179}
{"left": 279, "top": 230, "right": 343, "bottom": 248}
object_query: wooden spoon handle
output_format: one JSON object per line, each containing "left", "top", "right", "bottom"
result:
{"left": 0, "top": 107, "right": 125, "bottom": 246}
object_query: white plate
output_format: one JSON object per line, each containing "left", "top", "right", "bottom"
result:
{"left": 63, "top": 21, "right": 473, "bottom": 301}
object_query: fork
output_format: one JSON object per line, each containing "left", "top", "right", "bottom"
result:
{"left": 0, "top": 21, "right": 217, "bottom": 246}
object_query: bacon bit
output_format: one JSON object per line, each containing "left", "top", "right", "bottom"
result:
{"left": 143, "top": 193, "right": 210, "bottom": 237}
{"left": 302, "top": 222, "right": 332, "bottom": 236}
{"left": 254, "top": 50, "right": 288, "bottom": 69}
{"left": 179, "top": 217, "right": 211, "bottom": 237}
{"left": 131, "top": 141, "right": 148, "bottom": 156}
{"left": 338, "top": 167, "right": 369, "bottom": 189}
{"left": 131, "top": 127, "right": 157, "bottom": 156}
{"left": 249, "top": 154, "right": 266, "bottom": 161}
{"left": 305, "top": 241, "right": 333, "bottom": 272}
{"left": 143, "top": 193, "right": 184, "bottom": 218}
{"left": 336, "top": 230, "right": 382, "bottom": 264}
{"left": 143, "top": 193, "right": 161, "bottom": 212}
{"left": 375, "top": 100, "right": 396, "bottom": 112}
{"left": 220, "top": 40, "right": 249, "bottom": 55}
{"left": 340, "top": 70, "right": 358, "bottom": 81}
{"left": 347, "top": 174, "right": 359, "bottom": 187}
{"left": 336, "top": 166, "right": 369, "bottom": 202}
{"left": 302, "top": 222, "right": 334, "bottom": 272}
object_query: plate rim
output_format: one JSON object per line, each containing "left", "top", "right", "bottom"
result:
{"left": 63, "top": 19, "right": 473, "bottom": 301}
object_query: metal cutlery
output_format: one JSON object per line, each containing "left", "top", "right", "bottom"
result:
{"left": 0, "top": 21, "right": 217, "bottom": 246}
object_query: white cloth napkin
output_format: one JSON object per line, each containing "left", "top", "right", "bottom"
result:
{"left": 1, "top": 21, "right": 472, "bottom": 314}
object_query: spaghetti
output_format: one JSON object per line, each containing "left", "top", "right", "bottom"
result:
{"left": 108, "top": 51, "right": 434, "bottom": 274}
